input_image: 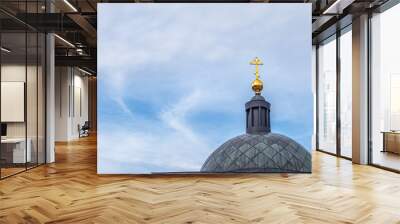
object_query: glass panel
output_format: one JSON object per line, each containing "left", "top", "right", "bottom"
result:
{"left": 340, "top": 29, "right": 352, "bottom": 158}
{"left": 26, "top": 0, "right": 39, "bottom": 169}
{"left": 38, "top": 32, "right": 45, "bottom": 165}
{"left": 371, "top": 4, "right": 400, "bottom": 171}
{"left": 318, "top": 36, "right": 337, "bottom": 154}
{"left": 1, "top": 31, "right": 27, "bottom": 177}
{"left": 27, "top": 31, "right": 38, "bottom": 169}
{"left": 0, "top": 1, "right": 46, "bottom": 179}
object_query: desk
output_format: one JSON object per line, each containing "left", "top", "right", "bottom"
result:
{"left": 382, "top": 131, "right": 400, "bottom": 154}
{"left": 1, "top": 138, "right": 31, "bottom": 163}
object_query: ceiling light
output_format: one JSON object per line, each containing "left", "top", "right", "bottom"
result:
{"left": 63, "top": 0, "right": 78, "bottom": 12}
{"left": 1, "top": 47, "right": 11, "bottom": 53}
{"left": 78, "top": 67, "right": 93, "bottom": 76}
{"left": 323, "top": 0, "right": 354, "bottom": 15}
{"left": 54, "top": 34, "right": 75, "bottom": 48}
{"left": 76, "top": 48, "right": 85, "bottom": 55}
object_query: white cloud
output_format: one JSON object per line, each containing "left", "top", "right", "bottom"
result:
{"left": 98, "top": 4, "right": 312, "bottom": 173}
{"left": 159, "top": 90, "right": 204, "bottom": 143}
{"left": 98, "top": 124, "right": 211, "bottom": 173}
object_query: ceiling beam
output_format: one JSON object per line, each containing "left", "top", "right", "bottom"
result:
{"left": 55, "top": 55, "right": 96, "bottom": 70}
{"left": 323, "top": 0, "right": 356, "bottom": 14}
{"left": 67, "top": 13, "right": 97, "bottom": 40}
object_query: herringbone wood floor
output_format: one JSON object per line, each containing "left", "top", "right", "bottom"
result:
{"left": 1, "top": 135, "right": 400, "bottom": 224}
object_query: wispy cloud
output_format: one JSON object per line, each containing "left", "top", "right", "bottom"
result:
{"left": 159, "top": 90, "right": 204, "bottom": 143}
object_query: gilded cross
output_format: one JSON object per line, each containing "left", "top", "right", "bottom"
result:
{"left": 250, "top": 57, "right": 263, "bottom": 80}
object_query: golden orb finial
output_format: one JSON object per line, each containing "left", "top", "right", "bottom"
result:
{"left": 250, "top": 57, "right": 264, "bottom": 95}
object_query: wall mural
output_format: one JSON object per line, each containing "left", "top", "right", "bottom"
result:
{"left": 98, "top": 4, "right": 312, "bottom": 174}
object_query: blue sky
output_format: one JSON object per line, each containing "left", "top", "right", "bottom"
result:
{"left": 98, "top": 4, "right": 312, "bottom": 173}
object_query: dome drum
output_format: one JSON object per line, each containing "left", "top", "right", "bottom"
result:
{"left": 245, "top": 95, "right": 271, "bottom": 135}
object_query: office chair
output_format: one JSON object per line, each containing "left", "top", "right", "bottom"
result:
{"left": 79, "top": 121, "right": 90, "bottom": 138}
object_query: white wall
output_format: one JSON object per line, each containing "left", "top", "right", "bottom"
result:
{"left": 1, "top": 63, "right": 47, "bottom": 164}
{"left": 55, "top": 67, "right": 89, "bottom": 141}
{"left": 55, "top": 66, "right": 70, "bottom": 141}
{"left": 1, "top": 65, "right": 26, "bottom": 139}
{"left": 72, "top": 73, "right": 89, "bottom": 138}
{"left": 1, "top": 65, "right": 40, "bottom": 138}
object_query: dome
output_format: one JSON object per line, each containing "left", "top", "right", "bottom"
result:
{"left": 200, "top": 57, "right": 311, "bottom": 173}
{"left": 201, "top": 133, "right": 311, "bottom": 173}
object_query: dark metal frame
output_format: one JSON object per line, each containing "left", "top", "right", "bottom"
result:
{"left": 0, "top": 0, "right": 48, "bottom": 180}
{"left": 315, "top": 44, "right": 319, "bottom": 151}
{"left": 336, "top": 26, "right": 341, "bottom": 159}
{"left": 367, "top": 11, "right": 373, "bottom": 166}
{"left": 316, "top": 0, "right": 400, "bottom": 172}
{"left": 367, "top": 0, "right": 400, "bottom": 173}
{"left": 315, "top": 23, "right": 352, "bottom": 161}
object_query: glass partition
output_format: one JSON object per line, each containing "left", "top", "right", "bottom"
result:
{"left": 317, "top": 35, "right": 337, "bottom": 154}
{"left": 339, "top": 27, "right": 352, "bottom": 158}
{"left": 27, "top": 30, "right": 38, "bottom": 169}
{"left": 0, "top": 31, "right": 28, "bottom": 177}
{"left": 0, "top": 2, "right": 46, "bottom": 179}
{"left": 38, "top": 32, "right": 45, "bottom": 165}
{"left": 26, "top": 0, "right": 44, "bottom": 170}
{"left": 371, "top": 3, "right": 400, "bottom": 171}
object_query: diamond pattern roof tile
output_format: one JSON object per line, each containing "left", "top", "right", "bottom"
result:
{"left": 201, "top": 133, "right": 311, "bottom": 173}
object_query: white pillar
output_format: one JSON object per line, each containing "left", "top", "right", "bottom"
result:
{"left": 352, "top": 14, "right": 369, "bottom": 164}
{"left": 46, "top": 33, "right": 55, "bottom": 163}
{"left": 45, "top": 0, "right": 55, "bottom": 163}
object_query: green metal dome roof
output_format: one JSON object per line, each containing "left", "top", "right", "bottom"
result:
{"left": 201, "top": 133, "right": 311, "bottom": 173}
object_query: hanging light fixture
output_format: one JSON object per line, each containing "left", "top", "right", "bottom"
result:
{"left": 1, "top": 47, "right": 11, "bottom": 53}
{"left": 63, "top": 0, "right": 78, "bottom": 12}
{"left": 54, "top": 34, "right": 75, "bottom": 48}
